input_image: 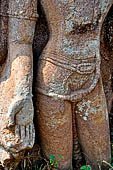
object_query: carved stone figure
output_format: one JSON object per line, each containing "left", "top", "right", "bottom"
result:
{"left": 0, "top": 0, "right": 37, "bottom": 167}
{"left": 0, "top": 0, "right": 112, "bottom": 170}
{"left": 35, "top": 0, "right": 112, "bottom": 169}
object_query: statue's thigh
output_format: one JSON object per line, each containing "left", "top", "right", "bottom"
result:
{"left": 36, "top": 93, "right": 72, "bottom": 169}
{"left": 75, "top": 78, "right": 110, "bottom": 169}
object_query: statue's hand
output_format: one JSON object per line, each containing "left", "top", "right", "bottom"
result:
{"left": 7, "top": 96, "right": 34, "bottom": 127}
{"left": 6, "top": 96, "right": 35, "bottom": 153}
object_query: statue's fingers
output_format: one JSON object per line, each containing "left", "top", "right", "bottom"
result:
{"left": 29, "top": 124, "right": 34, "bottom": 147}
{"left": 24, "top": 125, "right": 31, "bottom": 148}
{"left": 15, "top": 125, "right": 20, "bottom": 138}
{"left": 25, "top": 125, "right": 29, "bottom": 140}
{"left": 29, "top": 124, "right": 32, "bottom": 140}
{"left": 20, "top": 125, "right": 25, "bottom": 141}
{"left": 32, "top": 124, "right": 35, "bottom": 145}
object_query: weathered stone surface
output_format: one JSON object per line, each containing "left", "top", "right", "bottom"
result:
{"left": 37, "top": 0, "right": 112, "bottom": 102}
{"left": 36, "top": 94, "right": 73, "bottom": 169}
{"left": 0, "top": 0, "right": 37, "bottom": 167}
{"left": 34, "top": 0, "right": 112, "bottom": 169}
{"left": 76, "top": 78, "right": 111, "bottom": 169}
{"left": 0, "top": 0, "right": 112, "bottom": 169}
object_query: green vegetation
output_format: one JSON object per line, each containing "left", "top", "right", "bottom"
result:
{"left": 49, "top": 155, "right": 58, "bottom": 168}
{"left": 80, "top": 165, "right": 91, "bottom": 170}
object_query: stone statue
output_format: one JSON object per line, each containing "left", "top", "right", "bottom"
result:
{"left": 0, "top": 0, "right": 112, "bottom": 170}
{"left": 35, "top": 0, "right": 112, "bottom": 169}
{"left": 0, "top": 0, "right": 37, "bottom": 167}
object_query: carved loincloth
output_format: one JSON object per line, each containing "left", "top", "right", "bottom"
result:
{"left": 37, "top": 48, "right": 100, "bottom": 102}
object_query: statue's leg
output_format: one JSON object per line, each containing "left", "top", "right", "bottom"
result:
{"left": 36, "top": 93, "right": 73, "bottom": 170}
{"left": 75, "top": 78, "right": 111, "bottom": 169}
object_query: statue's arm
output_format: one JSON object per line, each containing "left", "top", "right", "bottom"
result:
{"left": 0, "top": 0, "right": 37, "bottom": 167}
{"left": 6, "top": 0, "right": 38, "bottom": 127}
